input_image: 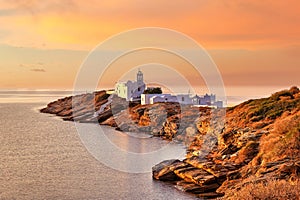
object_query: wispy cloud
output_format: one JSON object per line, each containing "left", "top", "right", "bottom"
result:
{"left": 30, "top": 68, "right": 46, "bottom": 72}
{"left": 0, "top": 0, "right": 299, "bottom": 89}
{"left": 19, "top": 62, "right": 44, "bottom": 68}
{"left": 1, "top": 0, "right": 299, "bottom": 50}
{"left": 0, "top": 0, "right": 78, "bottom": 15}
{"left": 0, "top": 8, "right": 17, "bottom": 16}
{"left": 18, "top": 62, "right": 46, "bottom": 72}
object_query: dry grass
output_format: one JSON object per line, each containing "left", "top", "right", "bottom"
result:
{"left": 247, "top": 114, "right": 300, "bottom": 188}
{"left": 259, "top": 114, "right": 300, "bottom": 162}
{"left": 234, "top": 141, "right": 259, "bottom": 164}
{"left": 222, "top": 178, "right": 300, "bottom": 200}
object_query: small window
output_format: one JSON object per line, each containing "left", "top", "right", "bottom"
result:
{"left": 138, "top": 87, "right": 140, "bottom": 91}
{"left": 182, "top": 97, "right": 185, "bottom": 101}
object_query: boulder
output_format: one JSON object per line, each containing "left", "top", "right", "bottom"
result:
{"left": 152, "top": 159, "right": 182, "bottom": 181}
{"left": 176, "top": 180, "right": 220, "bottom": 194}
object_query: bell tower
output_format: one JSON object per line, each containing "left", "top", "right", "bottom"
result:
{"left": 137, "top": 69, "right": 143, "bottom": 84}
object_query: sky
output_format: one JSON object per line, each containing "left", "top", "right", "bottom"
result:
{"left": 0, "top": 0, "right": 299, "bottom": 96}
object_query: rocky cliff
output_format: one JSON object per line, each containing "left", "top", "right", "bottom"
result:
{"left": 41, "top": 87, "right": 300, "bottom": 199}
{"left": 153, "top": 86, "right": 300, "bottom": 199}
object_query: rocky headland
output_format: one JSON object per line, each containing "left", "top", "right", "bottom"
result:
{"left": 41, "top": 87, "right": 300, "bottom": 199}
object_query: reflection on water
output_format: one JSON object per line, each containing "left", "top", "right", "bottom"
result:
{"left": 75, "top": 123, "right": 186, "bottom": 173}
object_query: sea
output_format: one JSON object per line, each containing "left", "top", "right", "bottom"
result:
{"left": 0, "top": 90, "right": 263, "bottom": 199}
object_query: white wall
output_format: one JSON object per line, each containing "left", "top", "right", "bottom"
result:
{"left": 115, "top": 81, "right": 145, "bottom": 101}
{"left": 176, "top": 94, "right": 192, "bottom": 105}
{"left": 150, "top": 94, "right": 177, "bottom": 104}
{"left": 115, "top": 82, "right": 128, "bottom": 100}
{"left": 114, "top": 70, "right": 146, "bottom": 101}
{"left": 141, "top": 94, "right": 158, "bottom": 105}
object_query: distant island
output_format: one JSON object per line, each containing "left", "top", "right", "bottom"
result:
{"left": 41, "top": 86, "right": 300, "bottom": 199}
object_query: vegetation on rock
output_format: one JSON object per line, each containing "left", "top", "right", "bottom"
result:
{"left": 143, "top": 87, "right": 163, "bottom": 94}
{"left": 222, "top": 178, "right": 300, "bottom": 200}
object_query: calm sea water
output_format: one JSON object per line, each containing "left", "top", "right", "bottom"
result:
{"left": 0, "top": 92, "right": 199, "bottom": 200}
{"left": 0, "top": 89, "right": 259, "bottom": 106}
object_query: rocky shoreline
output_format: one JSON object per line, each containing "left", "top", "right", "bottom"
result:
{"left": 41, "top": 87, "right": 300, "bottom": 199}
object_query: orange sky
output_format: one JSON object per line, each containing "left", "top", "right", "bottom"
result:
{"left": 0, "top": 0, "right": 299, "bottom": 94}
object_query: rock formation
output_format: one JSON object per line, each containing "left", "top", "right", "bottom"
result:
{"left": 41, "top": 86, "right": 300, "bottom": 199}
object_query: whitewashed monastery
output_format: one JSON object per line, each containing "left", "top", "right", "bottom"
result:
{"left": 114, "top": 70, "right": 223, "bottom": 108}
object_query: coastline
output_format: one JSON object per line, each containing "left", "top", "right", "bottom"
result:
{"left": 0, "top": 103, "right": 197, "bottom": 200}
{"left": 40, "top": 87, "right": 300, "bottom": 199}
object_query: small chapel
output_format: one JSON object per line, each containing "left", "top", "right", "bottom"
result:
{"left": 114, "top": 70, "right": 146, "bottom": 101}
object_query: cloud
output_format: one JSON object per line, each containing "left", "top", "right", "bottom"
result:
{"left": 0, "top": 0, "right": 78, "bottom": 15}
{"left": 0, "top": 8, "right": 17, "bottom": 16}
{"left": 1, "top": 0, "right": 299, "bottom": 50}
{"left": 30, "top": 68, "right": 46, "bottom": 72}
{"left": 19, "top": 62, "right": 44, "bottom": 68}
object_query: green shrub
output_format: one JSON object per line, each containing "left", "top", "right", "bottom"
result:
{"left": 143, "top": 87, "right": 162, "bottom": 94}
{"left": 246, "top": 95, "right": 299, "bottom": 120}
{"left": 271, "top": 90, "right": 294, "bottom": 101}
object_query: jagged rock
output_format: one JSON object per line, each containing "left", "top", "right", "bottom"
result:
{"left": 185, "top": 157, "right": 233, "bottom": 178}
{"left": 174, "top": 167, "right": 216, "bottom": 185}
{"left": 176, "top": 180, "right": 220, "bottom": 194}
{"left": 41, "top": 91, "right": 110, "bottom": 122}
{"left": 227, "top": 170, "right": 241, "bottom": 180}
{"left": 219, "top": 143, "right": 239, "bottom": 156}
{"left": 196, "top": 192, "right": 224, "bottom": 199}
{"left": 41, "top": 87, "right": 300, "bottom": 198}
{"left": 152, "top": 159, "right": 182, "bottom": 181}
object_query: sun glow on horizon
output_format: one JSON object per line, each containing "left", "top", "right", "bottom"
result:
{"left": 0, "top": 0, "right": 299, "bottom": 92}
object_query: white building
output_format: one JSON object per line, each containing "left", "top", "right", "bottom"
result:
{"left": 141, "top": 94, "right": 176, "bottom": 105}
{"left": 192, "top": 94, "right": 223, "bottom": 108}
{"left": 114, "top": 70, "right": 223, "bottom": 107}
{"left": 141, "top": 94, "right": 192, "bottom": 105}
{"left": 142, "top": 93, "right": 223, "bottom": 108}
{"left": 141, "top": 94, "right": 158, "bottom": 105}
{"left": 115, "top": 70, "right": 146, "bottom": 101}
{"left": 213, "top": 101, "right": 223, "bottom": 108}
{"left": 150, "top": 94, "right": 177, "bottom": 104}
{"left": 176, "top": 94, "right": 193, "bottom": 104}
